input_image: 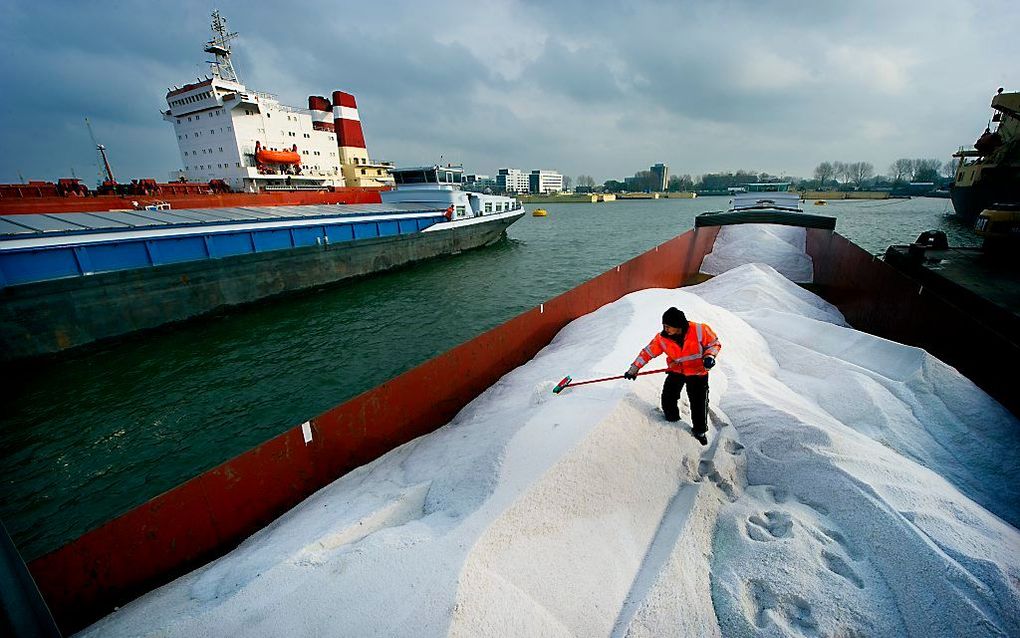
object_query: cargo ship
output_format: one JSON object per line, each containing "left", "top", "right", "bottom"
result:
{"left": 949, "top": 88, "right": 1020, "bottom": 224}
{"left": 0, "top": 11, "right": 392, "bottom": 215}
{"left": 0, "top": 13, "right": 525, "bottom": 360}
{"left": 10, "top": 191, "right": 1018, "bottom": 635}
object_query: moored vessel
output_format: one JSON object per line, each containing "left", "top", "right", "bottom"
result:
{"left": 0, "top": 11, "right": 392, "bottom": 216}
{"left": 950, "top": 88, "right": 1020, "bottom": 223}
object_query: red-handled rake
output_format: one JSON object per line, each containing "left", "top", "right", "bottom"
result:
{"left": 552, "top": 367, "right": 669, "bottom": 394}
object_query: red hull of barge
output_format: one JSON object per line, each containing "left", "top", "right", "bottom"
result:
{"left": 25, "top": 225, "right": 1019, "bottom": 634}
{"left": 0, "top": 188, "right": 385, "bottom": 215}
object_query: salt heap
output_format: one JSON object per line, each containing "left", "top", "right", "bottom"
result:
{"left": 701, "top": 224, "right": 814, "bottom": 283}
{"left": 80, "top": 226, "right": 1020, "bottom": 638}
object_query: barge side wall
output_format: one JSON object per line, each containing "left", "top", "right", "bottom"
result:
{"left": 27, "top": 226, "right": 718, "bottom": 634}
{"left": 806, "top": 229, "right": 1018, "bottom": 415}
{"left": 1, "top": 214, "right": 518, "bottom": 360}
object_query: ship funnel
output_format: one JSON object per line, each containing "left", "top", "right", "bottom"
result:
{"left": 308, "top": 95, "right": 334, "bottom": 132}
{"left": 331, "top": 91, "right": 367, "bottom": 149}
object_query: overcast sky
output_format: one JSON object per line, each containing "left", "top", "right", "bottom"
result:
{"left": 1, "top": 0, "right": 1016, "bottom": 185}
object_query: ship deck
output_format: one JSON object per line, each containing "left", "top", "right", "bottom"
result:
{"left": 0, "top": 203, "right": 448, "bottom": 287}
{"left": 884, "top": 245, "right": 1020, "bottom": 337}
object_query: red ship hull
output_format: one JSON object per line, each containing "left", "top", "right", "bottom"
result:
{"left": 0, "top": 187, "right": 385, "bottom": 215}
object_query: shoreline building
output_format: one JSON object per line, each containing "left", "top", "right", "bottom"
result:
{"left": 162, "top": 12, "right": 392, "bottom": 193}
{"left": 496, "top": 168, "right": 529, "bottom": 194}
{"left": 650, "top": 163, "right": 669, "bottom": 192}
{"left": 464, "top": 174, "right": 496, "bottom": 192}
{"left": 529, "top": 170, "right": 564, "bottom": 195}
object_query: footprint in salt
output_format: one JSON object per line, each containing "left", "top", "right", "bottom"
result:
{"left": 821, "top": 549, "right": 865, "bottom": 589}
{"left": 697, "top": 459, "right": 737, "bottom": 501}
{"left": 744, "top": 579, "right": 820, "bottom": 636}
{"left": 746, "top": 510, "right": 794, "bottom": 541}
{"left": 818, "top": 527, "right": 861, "bottom": 560}
{"left": 724, "top": 439, "right": 745, "bottom": 455}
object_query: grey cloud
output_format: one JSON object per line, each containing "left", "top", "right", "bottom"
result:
{"left": 1, "top": 0, "right": 1017, "bottom": 184}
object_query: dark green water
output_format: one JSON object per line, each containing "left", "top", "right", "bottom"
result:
{"left": 0, "top": 196, "right": 977, "bottom": 559}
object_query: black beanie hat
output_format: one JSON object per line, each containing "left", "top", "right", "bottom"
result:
{"left": 662, "top": 307, "right": 687, "bottom": 328}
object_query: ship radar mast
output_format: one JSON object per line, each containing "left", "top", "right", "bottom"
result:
{"left": 204, "top": 10, "right": 240, "bottom": 83}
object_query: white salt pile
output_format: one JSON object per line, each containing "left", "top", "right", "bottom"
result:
{"left": 701, "top": 224, "right": 815, "bottom": 283}
{"left": 79, "top": 229, "right": 1020, "bottom": 638}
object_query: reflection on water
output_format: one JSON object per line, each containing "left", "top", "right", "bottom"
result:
{"left": 0, "top": 197, "right": 978, "bottom": 558}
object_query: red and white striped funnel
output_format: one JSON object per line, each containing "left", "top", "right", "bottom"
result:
{"left": 331, "top": 90, "right": 366, "bottom": 149}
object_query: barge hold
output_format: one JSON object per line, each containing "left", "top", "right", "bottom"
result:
{"left": 0, "top": 201, "right": 524, "bottom": 360}
{"left": 15, "top": 201, "right": 1020, "bottom": 634}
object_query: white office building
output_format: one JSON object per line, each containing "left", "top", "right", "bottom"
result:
{"left": 529, "top": 170, "right": 564, "bottom": 195}
{"left": 496, "top": 168, "right": 529, "bottom": 194}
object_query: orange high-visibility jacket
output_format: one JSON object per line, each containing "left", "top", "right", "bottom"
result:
{"left": 632, "top": 322, "right": 721, "bottom": 376}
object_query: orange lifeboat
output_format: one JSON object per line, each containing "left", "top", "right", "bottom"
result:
{"left": 255, "top": 142, "right": 301, "bottom": 165}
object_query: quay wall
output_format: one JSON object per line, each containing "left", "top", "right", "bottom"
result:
{"left": 801, "top": 190, "right": 891, "bottom": 200}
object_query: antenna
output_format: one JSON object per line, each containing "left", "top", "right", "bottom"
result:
{"left": 85, "top": 117, "right": 116, "bottom": 185}
{"left": 204, "top": 10, "right": 240, "bottom": 82}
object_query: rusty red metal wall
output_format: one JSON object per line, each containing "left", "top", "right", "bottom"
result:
{"left": 28, "top": 226, "right": 719, "bottom": 634}
{"left": 0, "top": 187, "right": 384, "bottom": 214}
{"left": 806, "top": 229, "right": 1017, "bottom": 414}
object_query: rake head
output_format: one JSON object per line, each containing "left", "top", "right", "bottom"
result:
{"left": 552, "top": 375, "right": 572, "bottom": 394}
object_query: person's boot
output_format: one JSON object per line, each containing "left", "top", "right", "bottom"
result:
{"left": 692, "top": 430, "right": 708, "bottom": 446}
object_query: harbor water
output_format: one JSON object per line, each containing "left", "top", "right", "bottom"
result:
{"left": 0, "top": 196, "right": 978, "bottom": 559}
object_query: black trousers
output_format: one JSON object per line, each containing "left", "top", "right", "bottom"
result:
{"left": 661, "top": 372, "right": 709, "bottom": 434}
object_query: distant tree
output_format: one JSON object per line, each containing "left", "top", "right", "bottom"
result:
{"left": 813, "top": 162, "right": 834, "bottom": 186}
{"left": 889, "top": 158, "right": 913, "bottom": 184}
{"left": 576, "top": 175, "right": 596, "bottom": 188}
{"left": 832, "top": 161, "right": 851, "bottom": 187}
{"left": 562, "top": 175, "right": 572, "bottom": 190}
{"left": 942, "top": 159, "right": 958, "bottom": 179}
{"left": 666, "top": 174, "right": 695, "bottom": 192}
{"left": 632, "top": 170, "right": 658, "bottom": 192}
{"left": 698, "top": 170, "right": 760, "bottom": 191}
{"left": 849, "top": 161, "right": 874, "bottom": 188}
{"left": 603, "top": 179, "right": 627, "bottom": 193}
{"left": 912, "top": 158, "right": 941, "bottom": 183}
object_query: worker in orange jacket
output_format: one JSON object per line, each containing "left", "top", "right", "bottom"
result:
{"left": 624, "top": 307, "right": 721, "bottom": 445}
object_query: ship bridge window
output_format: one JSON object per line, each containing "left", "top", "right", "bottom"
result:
{"left": 394, "top": 170, "right": 429, "bottom": 185}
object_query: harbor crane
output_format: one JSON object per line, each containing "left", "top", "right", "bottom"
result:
{"left": 85, "top": 116, "right": 116, "bottom": 188}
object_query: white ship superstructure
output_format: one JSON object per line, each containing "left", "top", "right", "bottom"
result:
{"left": 382, "top": 165, "right": 523, "bottom": 221}
{"left": 161, "top": 12, "right": 392, "bottom": 193}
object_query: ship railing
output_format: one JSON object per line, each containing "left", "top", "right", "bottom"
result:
{"left": 263, "top": 184, "right": 333, "bottom": 191}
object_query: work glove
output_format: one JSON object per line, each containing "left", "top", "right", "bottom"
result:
{"left": 703, "top": 356, "right": 716, "bottom": 370}
{"left": 623, "top": 364, "right": 640, "bottom": 380}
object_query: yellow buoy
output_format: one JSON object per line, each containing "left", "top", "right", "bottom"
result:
{"left": 814, "top": 200, "right": 827, "bottom": 206}
{"left": 532, "top": 208, "right": 548, "bottom": 217}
